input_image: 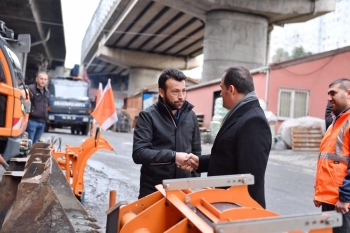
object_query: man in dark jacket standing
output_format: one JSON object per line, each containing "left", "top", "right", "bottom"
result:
{"left": 192, "top": 66, "right": 271, "bottom": 208}
{"left": 132, "top": 68, "right": 201, "bottom": 199}
{"left": 26, "top": 71, "right": 49, "bottom": 143}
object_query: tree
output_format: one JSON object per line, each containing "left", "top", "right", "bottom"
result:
{"left": 291, "top": 46, "right": 312, "bottom": 59}
{"left": 272, "top": 48, "right": 290, "bottom": 63}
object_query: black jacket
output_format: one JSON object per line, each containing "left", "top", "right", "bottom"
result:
{"left": 325, "top": 102, "right": 333, "bottom": 129}
{"left": 133, "top": 99, "right": 201, "bottom": 198}
{"left": 197, "top": 99, "right": 271, "bottom": 208}
{"left": 28, "top": 84, "right": 49, "bottom": 122}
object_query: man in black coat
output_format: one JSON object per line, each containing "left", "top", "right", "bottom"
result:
{"left": 26, "top": 71, "right": 49, "bottom": 143}
{"left": 190, "top": 66, "right": 272, "bottom": 208}
{"left": 133, "top": 68, "right": 201, "bottom": 199}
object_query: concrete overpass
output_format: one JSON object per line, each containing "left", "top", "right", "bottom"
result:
{"left": 82, "top": 0, "right": 336, "bottom": 96}
{"left": 0, "top": 0, "right": 66, "bottom": 83}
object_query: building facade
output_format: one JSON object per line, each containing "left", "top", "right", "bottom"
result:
{"left": 187, "top": 46, "right": 350, "bottom": 133}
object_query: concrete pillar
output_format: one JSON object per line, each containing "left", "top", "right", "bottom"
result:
{"left": 202, "top": 10, "right": 268, "bottom": 82}
{"left": 128, "top": 68, "right": 162, "bottom": 96}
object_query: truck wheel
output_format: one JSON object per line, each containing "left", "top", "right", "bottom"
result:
{"left": 80, "top": 124, "right": 90, "bottom": 136}
{"left": 71, "top": 126, "right": 76, "bottom": 134}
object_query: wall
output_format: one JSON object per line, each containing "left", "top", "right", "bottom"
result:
{"left": 125, "top": 95, "right": 142, "bottom": 125}
{"left": 187, "top": 47, "right": 350, "bottom": 134}
{"left": 187, "top": 73, "right": 268, "bottom": 129}
{"left": 252, "top": 72, "right": 267, "bottom": 104}
{"left": 267, "top": 51, "right": 350, "bottom": 120}
{"left": 186, "top": 83, "right": 221, "bottom": 128}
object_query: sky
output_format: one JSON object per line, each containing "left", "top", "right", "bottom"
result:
{"left": 61, "top": 0, "right": 100, "bottom": 69}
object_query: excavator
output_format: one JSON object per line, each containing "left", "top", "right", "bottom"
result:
{"left": 0, "top": 20, "right": 344, "bottom": 232}
{"left": 0, "top": 21, "right": 111, "bottom": 232}
{"left": 0, "top": 20, "right": 31, "bottom": 163}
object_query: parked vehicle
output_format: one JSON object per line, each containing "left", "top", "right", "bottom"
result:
{"left": 109, "top": 109, "right": 131, "bottom": 132}
{"left": 45, "top": 76, "right": 92, "bottom": 135}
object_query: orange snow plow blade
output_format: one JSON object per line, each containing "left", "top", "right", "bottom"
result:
{"left": 51, "top": 128, "right": 114, "bottom": 201}
{"left": 0, "top": 142, "right": 100, "bottom": 232}
{"left": 106, "top": 174, "right": 342, "bottom": 233}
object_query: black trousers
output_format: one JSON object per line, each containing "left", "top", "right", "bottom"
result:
{"left": 322, "top": 202, "right": 350, "bottom": 233}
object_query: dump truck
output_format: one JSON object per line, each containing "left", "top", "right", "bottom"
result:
{"left": 46, "top": 76, "right": 92, "bottom": 135}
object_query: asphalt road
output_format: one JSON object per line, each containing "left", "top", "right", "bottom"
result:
{"left": 1, "top": 128, "right": 321, "bottom": 231}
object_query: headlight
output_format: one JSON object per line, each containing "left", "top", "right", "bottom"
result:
{"left": 82, "top": 117, "right": 89, "bottom": 122}
{"left": 49, "top": 115, "right": 55, "bottom": 120}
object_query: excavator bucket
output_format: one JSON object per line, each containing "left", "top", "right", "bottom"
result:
{"left": 0, "top": 143, "right": 100, "bottom": 233}
{"left": 106, "top": 174, "right": 342, "bottom": 233}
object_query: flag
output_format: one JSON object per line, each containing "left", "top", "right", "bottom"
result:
{"left": 93, "top": 82, "right": 103, "bottom": 124}
{"left": 91, "top": 79, "right": 118, "bottom": 130}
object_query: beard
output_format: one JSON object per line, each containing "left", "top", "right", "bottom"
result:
{"left": 163, "top": 95, "right": 184, "bottom": 110}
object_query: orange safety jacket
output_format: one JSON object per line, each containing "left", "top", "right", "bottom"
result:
{"left": 314, "top": 110, "right": 350, "bottom": 205}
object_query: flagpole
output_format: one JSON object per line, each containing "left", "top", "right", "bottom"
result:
{"left": 90, "top": 82, "right": 104, "bottom": 136}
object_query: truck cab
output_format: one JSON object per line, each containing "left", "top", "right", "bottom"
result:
{"left": 0, "top": 21, "right": 31, "bottom": 160}
{"left": 46, "top": 76, "right": 92, "bottom": 135}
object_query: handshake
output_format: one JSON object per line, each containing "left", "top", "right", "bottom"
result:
{"left": 175, "top": 152, "right": 199, "bottom": 172}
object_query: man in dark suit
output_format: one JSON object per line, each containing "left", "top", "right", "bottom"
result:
{"left": 190, "top": 66, "right": 272, "bottom": 208}
{"left": 325, "top": 102, "right": 333, "bottom": 129}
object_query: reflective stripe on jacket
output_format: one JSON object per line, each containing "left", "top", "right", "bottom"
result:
{"left": 314, "top": 110, "right": 350, "bottom": 205}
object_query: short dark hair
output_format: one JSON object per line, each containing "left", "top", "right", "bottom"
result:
{"left": 329, "top": 78, "right": 350, "bottom": 91}
{"left": 158, "top": 68, "right": 187, "bottom": 90}
{"left": 223, "top": 66, "right": 254, "bottom": 94}
{"left": 36, "top": 70, "right": 48, "bottom": 77}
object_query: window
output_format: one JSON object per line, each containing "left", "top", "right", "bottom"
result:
{"left": 278, "top": 89, "right": 309, "bottom": 119}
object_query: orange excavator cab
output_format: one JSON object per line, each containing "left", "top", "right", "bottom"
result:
{"left": 0, "top": 22, "right": 31, "bottom": 161}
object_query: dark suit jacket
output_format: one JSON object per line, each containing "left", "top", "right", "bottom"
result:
{"left": 198, "top": 99, "right": 272, "bottom": 208}
{"left": 325, "top": 102, "right": 333, "bottom": 129}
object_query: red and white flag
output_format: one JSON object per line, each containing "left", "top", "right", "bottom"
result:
{"left": 91, "top": 79, "right": 118, "bottom": 130}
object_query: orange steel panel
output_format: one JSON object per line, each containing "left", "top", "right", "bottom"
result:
{"left": 220, "top": 207, "right": 279, "bottom": 221}
{"left": 200, "top": 199, "right": 221, "bottom": 219}
{"left": 51, "top": 130, "right": 114, "bottom": 200}
{"left": 109, "top": 190, "right": 116, "bottom": 208}
{"left": 118, "top": 191, "right": 163, "bottom": 231}
{"left": 185, "top": 186, "right": 262, "bottom": 209}
{"left": 0, "top": 49, "right": 15, "bottom": 135}
{"left": 114, "top": 184, "right": 337, "bottom": 233}
{"left": 164, "top": 218, "right": 189, "bottom": 233}
{"left": 166, "top": 192, "right": 213, "bottom": 233}
{"left": 0, "top": 48, "right": 13, "bottom": 86}
{"left": 120, "top": 199, "right": 169, "bottom": 233}
{"left": 309, "top": 229, "right": 333, "bottom": 233}
{"left": 196, "top": 204, "right": 220, "bottom": 223}
{"left": 120, "top": 212, "right": 137, "bottom": 227}
{"left": 164, "top": 200, "right": 188, "bottom": 232}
